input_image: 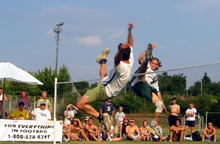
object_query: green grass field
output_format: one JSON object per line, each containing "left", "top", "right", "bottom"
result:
{"left": 0, "top": 130, "right": 219, "bottom": 144}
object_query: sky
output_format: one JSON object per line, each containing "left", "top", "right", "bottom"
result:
{"left": 0, "top": 0, "right": 220, "bottom": 82}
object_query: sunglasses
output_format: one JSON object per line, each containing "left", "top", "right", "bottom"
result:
{"left": 130, "top": 121, "right": 135, "bottom": 123}
{"left": 41, "top": 104, "right": 46, "bottom": 106}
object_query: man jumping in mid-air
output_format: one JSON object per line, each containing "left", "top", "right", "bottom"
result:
{"left": 130, "top": 43, "right": 167, "bottom": 131}
{"left": 77, "top": 23, "right": 134, "bottom": 132}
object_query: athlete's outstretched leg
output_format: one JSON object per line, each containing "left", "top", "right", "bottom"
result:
{"left": 96, "top": 48, "right": 110, "bottom": 82}
{"left": 137, "top": 43, "right": 156, "bottom": 81}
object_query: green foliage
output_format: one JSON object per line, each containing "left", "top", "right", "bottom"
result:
{"left": 35, "top": 64, "right": 71, "bottom": 97}
{"left": 158, "top": 72, "right": 186, "bottom": 95}
{"left": 58, "top": 92, "right": 83, "bottom": 118}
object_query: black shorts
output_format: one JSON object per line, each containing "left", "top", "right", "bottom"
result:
{"left": 168, "top": 115, "right": 178, "bottom": 127}
{"left": 185, "top": 121, "right": 195, "bottom": 127}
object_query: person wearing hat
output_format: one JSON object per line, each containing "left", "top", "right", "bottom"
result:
{"left": 119, "top": 117, "right": 129, "bottom": 140}
{"left": 64, "top": 104, "right": 78, "bottom": 125}
{"left": 37, "top": 91, "right": 52, "bottom": 113}
{"left": 16, "top": 91, "right": 32, "bottom": 113}
{"left": 31, "top": 101, "right": 51, "bottom": 122}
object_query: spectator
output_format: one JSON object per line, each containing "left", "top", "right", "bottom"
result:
{"left": 184, "top": 103, "right": 197, "bottom": 138}
{"left": 58, "top": 116, "right": 71, "bottom": 142}
{"left": 120, "top": 117, "right": 129, "bottom": 140}
{"left": 68, "top": 118, "right": 90, "bottom": 141}
{"left": 64, "top": 104, "right": 78, "bottom": 125}
{"left": 32, "top": 101, "right": 51, "bottom": 122}
{"left": 84, "top": 117, "right": 102, "bottom": 142}
{"left": 11, "top": 102, "right": 29, "bottom": 120}
{"left": 100, "top": 98, "right": 115, "bottom": 124}
{"left": 154, "top": 121, "right": 167, "bottom": 141}
{"left": 140, "top": 120, "right": 150, "bottom": 141}
{"left": 126, "top": 119, "right": 141, "bottom": 141}
{"left": 37, "top": 91, "right": 52, "bottom": 113}
{"left": 16, "top": 91, "right": 32, "bottom": 113}
{"left": 202, "top": 122, "right": 216, "bottom": 142}
{"left": 169, "top": 119, "right": 184, "bottom": 142}
{"left": 0, "top": 87, "right": 8, "bottom": 119}
{"left": 83, "top": 116, "right": 90, "bottom": 131}
{"left": 115, "top": 106, "right": 126, "bottom": 136}
{"left": 168, "top": 97, "right": 180, "bottom": 126}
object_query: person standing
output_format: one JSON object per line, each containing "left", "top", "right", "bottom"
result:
{"left": 168, "top": 97, "right": 180, "bottom": 126}
{"left": 114, "top": 106, "right": 126, "bottom": 135}
{"left": 76, "top": 22, "right": 134, "bottom": 132}
{"left": 64, "top": 104, "right": 78, "bottom": 125}
{"left": 0, "top": 87, "right": 8, "bottom": 119}
{"left": 37, "top": 91, "right": 52, "bottom": 113}
{"left": 100, "top": 98, "right": 115, "bottom": 124}
{"left": 184, "top": 103, "right": 197, "bottom": 138}
{"left": 16, "top": 91, "right": 32, "bottom": 113}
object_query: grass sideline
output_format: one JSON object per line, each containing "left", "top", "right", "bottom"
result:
{"left": 0, "top": 130, "right": 219, "bottom": 144}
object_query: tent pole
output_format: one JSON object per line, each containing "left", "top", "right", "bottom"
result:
{"left": 53, "top": 78, "right": 58, "bottom": 144}
{"left": 1, "top": 78, "right": 6, "bottom": 119}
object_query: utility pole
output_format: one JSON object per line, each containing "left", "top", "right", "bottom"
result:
{"left": 54, "top": 22, "right": 64, "bottom": 75}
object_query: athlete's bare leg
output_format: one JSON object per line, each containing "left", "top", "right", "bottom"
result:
{"left": 99, "top": 63, "right": 108, "bottom": 83}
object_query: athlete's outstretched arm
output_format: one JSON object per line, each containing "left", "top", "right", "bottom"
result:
{"left": 114, "top": 23, "right": 133, "bottom": 67}
{"left": 128, "top": 22, "right": 133, "bottom": 47}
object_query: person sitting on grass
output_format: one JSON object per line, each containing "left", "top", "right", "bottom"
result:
{"left": 140, "top": 120, "right": 150, "bottom": 141}
{"left": 169, "top": 119, "right": 184, "bottom": 142}
{"left": 202, "top": 122, "right": 216, "bottom": 142}
{"left": 153, "top": 121, "right": 167, "bottom": 141}
{"left": 68, "top": 118, "right": 90, "bottom": 141}
{"left": 126, "top": 119, "right": 141, "bottom": 141}
{"left": 119, "top": 117, "right": 129, "bottom": 140}
{"left": 11, "top": 102, "right": 29, "bottom": 120}
{"left": 84, "top": 117, "right": 102, "bottom": 142}
{"left": 58, "top": 116, "right": 70, "bottom": 142}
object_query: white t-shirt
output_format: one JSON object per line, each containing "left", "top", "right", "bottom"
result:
{"left": 31, "top": 108, "right": 51, "bottom": 122}
{"left": 115, "top": 112, "right": 125, "bottom": 125}
{"left": 102, "top": 47, "right": 134, "bottom": 97}
{"left": 64, "top": 109, "right": 77, "bottom": 125}
{"left": 185, "top": 108, "right": 197, "bottom": 121}
{"left": 131, "top": 63, "right": 159, "bottom": 92}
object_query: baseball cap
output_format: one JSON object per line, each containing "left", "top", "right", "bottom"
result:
{"left": 40, "top": 101, "right": 46, "bottom": 105}
{"left": 124, "top": 117, "right": 129, "bottom": 120}
{"left": 85, "top": 116, "right": 90, "bottom": 121}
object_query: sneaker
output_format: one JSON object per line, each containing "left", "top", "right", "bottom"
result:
{"left": 108, "top": 136, "right": 112, "bottom": 141}
{"left": 146, "top": 125, "right": 157, "bottom": 136}
{"left": 144, "top": 43, "right": 154, "bottom": 62}
{"left": 96, "top": 48, "right": 110, "bottom": 64}
{"left": 101, "top": 113, "right": 111, "bottom": 132}
{"left": 63, "top": 138, "right": 68, "bottom": 142}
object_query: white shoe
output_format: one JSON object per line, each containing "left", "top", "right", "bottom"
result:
{"left": 96, "top": 48, "right": 110, "bottom": 63}
{"left": 108, "top": 136, "right": 112, "bottom": 141}
{"left": 101, "top": 113, "right": 111, "bottom": 132}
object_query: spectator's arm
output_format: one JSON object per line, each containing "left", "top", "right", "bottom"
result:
{"left": 112, "top": 111, "right": 115, "bottom": 117}
{"left": 31, "top": 114, "right": 35, "bottom": 120}
{"left": 203, "top": 128, "right": 209, "bottom": 137}
{"left": 29, "top": 105, "right": 32, "bottom": 113}
{"left": 36, "top": 100, "right": 40, "bottom": 108}
{"left": 177, "top": 105, "right": 180, "bottom": 114}
{"left": 210, "top": 128, "right": 216, "bottom": 135}
{"left": 4, "top": 94, "right": 8, "bottom": 102}
{"left": 49, "top": 106, "right": 52, "bottom": 113}
{"left": 128, "top": 22, "right": 133, "bottom": 47}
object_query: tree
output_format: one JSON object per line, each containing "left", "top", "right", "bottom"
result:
{"left": 35, "top": 65, "right": 71, "bottom": 97}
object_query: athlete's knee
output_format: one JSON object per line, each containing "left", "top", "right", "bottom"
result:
{"left": 155, "top": 101, "right": 163, "bottom": 113}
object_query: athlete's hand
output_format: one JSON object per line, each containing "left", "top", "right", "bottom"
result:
{"left": 128, "top": 22, "right": 134, "bottom": 30}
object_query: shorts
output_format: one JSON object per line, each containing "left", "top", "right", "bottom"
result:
{"left": 86, "top": 83, "right": 110, "bottom": 103}
{"left": 185, "top": 121, "right": 195, "bottom": 127}
{"left": 169, "top": 115, "right": 178, "bottom": 127}
{"left": 130, "top": 67, "right": 157, "bottom": 103}
{"left": 205, "top": 135, "right": 214, "bottom": 141}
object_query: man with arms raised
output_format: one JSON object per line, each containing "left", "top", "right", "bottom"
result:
{"left": 77, "top": 23, "right": 134, "bottom": 132}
